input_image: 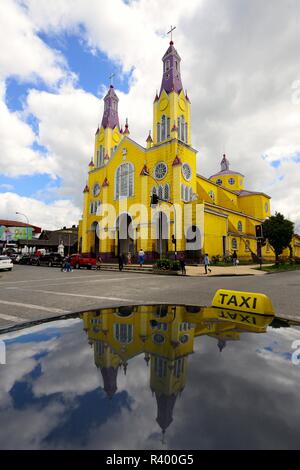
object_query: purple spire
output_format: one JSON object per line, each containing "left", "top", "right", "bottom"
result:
{"left": 101, "top": 85, "right": 120, "bottom": 130}
{"left": 100, "top": 366, "right": 118, "bottom": 398}
{"left": 159, "top": 41, "right": 183, "bottom": 96}
{"left": 155, "top": 393, "right": 177, "bottom": 432}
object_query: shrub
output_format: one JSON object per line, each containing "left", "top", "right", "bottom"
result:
{"left": 211, "top": 255, "right": 220, "bottom": 265}
{"left": 154, "top": 259, "right": 180, "bottom": 271}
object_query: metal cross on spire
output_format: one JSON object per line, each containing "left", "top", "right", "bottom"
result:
{"left": 109, "top": 73, "right": 115, "bottom": 86}
{"left": 167, "top": 25, "right": 176, "bottom": 42}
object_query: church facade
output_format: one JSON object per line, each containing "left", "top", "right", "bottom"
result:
{"left": 78, "top": 39, "right": 274, "bottom": 262}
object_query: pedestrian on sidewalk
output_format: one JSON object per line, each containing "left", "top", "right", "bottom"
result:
{"left": 138, "top": 249, "right": 145, "bottom": 267}
{"left": 179, "top": 254, "right": 186, "bottom": 275}
{"left": 203, "top": 253, "right": 212, "bottom": 274}
{"left": 127, "top": 251, "right": 132, "bottom": 264}
{"left": 232, "top": 250, "right": 238, "bottom": 266}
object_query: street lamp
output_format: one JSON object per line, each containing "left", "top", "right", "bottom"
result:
{"left": 16, "top": 212, "right": 29, "bottom": 253}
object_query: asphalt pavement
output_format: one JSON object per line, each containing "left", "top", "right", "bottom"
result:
{"left": 0, "top": 265, "right": 299, "bottom": 331}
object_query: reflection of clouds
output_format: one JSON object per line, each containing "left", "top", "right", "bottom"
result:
{"left": 0, "top": 338, "right": 58, "bottom": 409}
{"left": 32, "top": 328, "right": 99, "bottom": 397}
{"left": 0, "top": 319, "right": 80, "bottom": 342}
{"left": 0, "top": 322, "right": 300, "bottom": 449}
{"left": 0, "top": 401, "right": 65, "bottom": 450}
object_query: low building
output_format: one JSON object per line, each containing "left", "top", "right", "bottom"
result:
{"left": 17, "top": 226, "right": 78, "bottom": 255}
{"left": 0, "top": 219, "right": 41, "bottom": 253}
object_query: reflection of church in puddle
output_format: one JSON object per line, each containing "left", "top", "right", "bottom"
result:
{"left": 81, "top": 305, "right": 272, "bottom": 438}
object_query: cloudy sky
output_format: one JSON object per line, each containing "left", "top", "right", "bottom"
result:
{"left": 0, "top": 0, "right": 300, "bottom": 231}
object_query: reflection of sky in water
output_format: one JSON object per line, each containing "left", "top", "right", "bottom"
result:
{"left": 0, "top": 317, "right": 299, "bottom": 450}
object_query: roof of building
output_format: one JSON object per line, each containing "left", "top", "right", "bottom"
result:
{"left": 18, "top": 227, "right": 78, "bottom": 247}
{"left": 209, "top": 154, "right": 244, "bottom": 179}
{"left": 160, "top": 41, "right": 183, "bottom": 96}
{"left": 101, "top": 85, "right": 120, "bottom": 130}
{"left": 0, "top": 219, "right": 41, "bottom": 233}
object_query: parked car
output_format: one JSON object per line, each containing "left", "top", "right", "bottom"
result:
{"left": 9, "top": 253, "right": 21, "bottom": 263}
{"left": 69, "top": 253, "right": 97, "bottom": 270}
{"left": 18, "top": 254, "right": 37, "bottom": 265}
{"left": 35, "top": 253, "right": 64, "bottom": 267}
{"left": 0, "top": 255, "right": 13, "bottom": 271}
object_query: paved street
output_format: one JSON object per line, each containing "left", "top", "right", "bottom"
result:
{"left": 0, "top": 265, "right": 299, "bottom": 331}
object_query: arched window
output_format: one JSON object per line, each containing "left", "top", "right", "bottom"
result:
{"left": 158, "top": 185, "right": 163, "bottom": 200}
{"left": 185, "top": 186, "right": 189, "bottom": 202}
{"left": 114, "top": 324, "right": 133, "bottom": 343}
{"left": 164, "top": 184, "right": 170, "bottom": 201}
{"left": 115, "top": 162, "right": 134, "bottom": 199}
{"left": 237, "top": 221, "right": 243, "bottom": 232}
{"left": 181, "top": 184, "right": 185, "bottom": 201}
{"left": 161, "top": 115, "right": 166, "bottom": 141}
{"left": 189, "top": 187, "right": 193, "bottom": 202}
{"left": 154, "top": 357, "right": 167, "bottom": 378}
{"left": 157, "top": 122, "right": 161, "bottom": 143}
{"left": 167, "top": 117, "right": 170, "bottom": 138}
{"left": 152, "top": 186, "right": 157, "bottom": 195}
{"left": 181, "top": 116, "right": 185, "bottom": 142}
{"left": 177, "top": 116, "right": 187, "bottom": 142}
{"left": 96, "top": 145, "right": 104, "bottom": 167}
{"left": 174, "top": 358, "right": 184, "bottom": 378}
{"left": 232, "top": 238, "right": 238, "bottom": 250}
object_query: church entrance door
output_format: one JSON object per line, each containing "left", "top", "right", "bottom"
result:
{"left": 116, "top": 213, "right": 134, "bottom": 257}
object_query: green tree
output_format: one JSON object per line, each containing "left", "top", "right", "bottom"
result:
{"left": 262, "top": 212, "right": 294, "bottom": 263}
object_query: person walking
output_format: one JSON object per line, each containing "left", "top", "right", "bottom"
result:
{"left": 138, "top": 249, "right": 145, "bottom": 267}
{"left": 203, "top": 253, "right": 212, "bottom": 274}
{"left": 118, "top": 253, "right": 124, "bottom": 271}
{"left": 179, "top": 254, "right": 186, "bottom": 275}
{"left": 96, "top": 255, "right": 103, "bottom": 270}
{"left": 232, "top": 250, "right": 238, "bottom": 266}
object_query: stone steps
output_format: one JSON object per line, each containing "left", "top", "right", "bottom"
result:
{"left": 97, "top": 264, "right": 154, "bottom": 273}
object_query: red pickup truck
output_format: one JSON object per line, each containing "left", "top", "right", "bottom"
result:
{"left": 69, "top": 254, "right": 97, "bottom": 270}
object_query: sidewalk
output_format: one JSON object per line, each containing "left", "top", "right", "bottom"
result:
{"left": 186, "top": 264, "right": 269, "bottom": 277}
{"left": 97, "top": 262, "right": 270, "bottom": 276}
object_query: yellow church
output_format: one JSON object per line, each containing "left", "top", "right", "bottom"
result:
{"left": 78, "top": 38, "right": 276, "bottom": 262}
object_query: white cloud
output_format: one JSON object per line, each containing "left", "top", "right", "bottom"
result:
{"left": 0, "top": 81, "right": 59, "bottom": 178}
{"left": 0, "top": 192, "right": 81, "bottom": 230}
{"left": 0, "top": 0, "right": 70, "bottom": 85}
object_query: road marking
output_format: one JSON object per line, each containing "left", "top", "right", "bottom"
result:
{"left": 0, "top": 313, "right": 29, "bottom": 323}
{"left": 0, "top": 274, "right": 153, "bottom": 287}
{"left": 0, "top": 299, "right": 70, "bottom": 314}
{"left": 5, "top": 287, "right": 133, "bottom": 303}
{"left": 25, "top": 275, "right": 153, "bottom": 288}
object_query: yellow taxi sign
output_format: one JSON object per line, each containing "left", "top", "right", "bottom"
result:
{"left": 211, "top": 289, "right": 274, "bottom": 316}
